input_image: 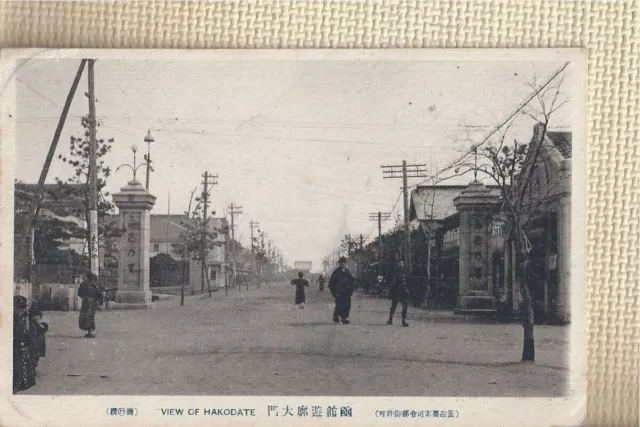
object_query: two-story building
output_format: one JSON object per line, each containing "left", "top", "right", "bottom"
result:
{"left": 410, "top": 184, "right": 504, "bottom": 305}
{"left": 105, "top": 214, "right": 229, "bottom": 291}
{"left": 409, "top": 124, "right": 572, "bottom": 323}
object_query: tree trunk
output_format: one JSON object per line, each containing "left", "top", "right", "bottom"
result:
{"left": 515, "top": 232, "right": 535, "bottom": 362}
{"left": 180, "top": 263, "right": 186, "bottom": 306}
{"left": 521, "top": 280, "right": 535, "bottom": 361}
{"left": 202, "top": 259, "right": 211, "bottom": 298}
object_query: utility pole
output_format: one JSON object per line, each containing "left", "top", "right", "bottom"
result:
{"left": 201, "top": 171, "right": 218, "bottom": 296}
{"left": 228, "top": 203, "right": 243, "bottom": 292}
{"left": 369, "top": 211, "right": 391, "bottom": 277}
{"left": 87, "top": 59, "right": 100, "bottom": 280}
{"left": 24, "top": 59, "right": 87, "bottom": 294}
{"left": 250, "top": 220, "right": 260, "bottom": 287}
{"left": 267, "top": 240, "right": 273, "bottom": 284}
{"left": 181, "top": 187, "right": 197, "bottom": 306}
{"left": 381, "top": 161, "right": 427, "bottom": 272}
{"left": 261, "top": 232, "right": 267, "bottom": 286}
{"left": 166, "top": 190, "right": 170, "bottom": 254}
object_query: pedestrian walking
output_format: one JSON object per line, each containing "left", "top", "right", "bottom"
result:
{"left": 317, "top": 274, "right": 325, "bottom": 293}
{"left": 78, "top": 272, "right": 101, "bottom": 338}
{"left": 13, "top": 296, "right": 36, "bottom": 393}
{"left": 387, "top": 260, "right": 410, "bottom": 327}
{"left": 291, "top": 271, "right": 310, "bottom": 309}
{"left": 329, "top": 256, "right": 355, "bottom": 324}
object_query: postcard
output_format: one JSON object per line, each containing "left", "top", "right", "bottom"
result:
{"left": 0, "top": 48, "right": 587, "bottom": 427}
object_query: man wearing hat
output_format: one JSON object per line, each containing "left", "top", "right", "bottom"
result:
{"left": 387, "top": 260, "right": 411, "bottom": 327}
{"left": 328, "top": 256, "right": 356, "bottom": 324}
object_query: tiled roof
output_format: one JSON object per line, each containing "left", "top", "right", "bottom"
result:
{"left": 547, "top": 131, "right": 572, "bottom": 159}
{"left": 410, "top": 185, "right": 502, "bottom": 221}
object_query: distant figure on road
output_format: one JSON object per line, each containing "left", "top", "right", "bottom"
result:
{"left": 78, "top": 272, "right": 101, "bottom": 338}
{"left": 329, "top": 256, "right": 355, "bottom": 324}
{"left": 291, "top": 272, "right": 310, "bottom": 309}
{"left": 317, "top": 274, "right": 325, "bottom": 293}
{"left": 387, "top": 260, "right": 410, "bottom": 327}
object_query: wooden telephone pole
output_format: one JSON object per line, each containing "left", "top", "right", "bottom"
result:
{"left": 24, "top": 60, "right": 87, "bottom": 294}
{"left": 369, "top": 211, "right": 391, "bottom": 277}
{"left": 381, "top": 161, "right": 427, "bottom": 272}
{"left": 87, "top": 59, "right": 100, "bottom": 280}
{"left": 267, "top": 240, "right": 273, "bottom": 284}
{"left": 261, "top": 232, "right": 267, "bottom": 286}
{"left": 228, "top": 203, "right": 243, "bottom": 292}
{"left": 250, "top": 220, "right": 260, "bottom": 287}
{"left": 201, "top": 171, "right": 218, "bottom": 296}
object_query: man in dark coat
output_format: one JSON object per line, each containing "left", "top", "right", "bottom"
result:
{"left": 329, "top": 256, "right": 355, "bottom": 324}
{"left": 291, "top": 271, "right": 310, "bottom": 309}
{"left": 387, "top": 260, "right": 410, "bottom": 327}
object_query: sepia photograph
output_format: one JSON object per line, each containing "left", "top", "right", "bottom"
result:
{"left": 1, "top": 49, "right": 586, "bottom": 425}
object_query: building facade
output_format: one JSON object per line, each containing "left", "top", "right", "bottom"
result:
{"left": 409, "top": 124, "right": 572, "bottom": 323}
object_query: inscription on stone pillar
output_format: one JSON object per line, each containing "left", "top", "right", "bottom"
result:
{"left": 123, "top": 212, "right": 142, "bottom": 286}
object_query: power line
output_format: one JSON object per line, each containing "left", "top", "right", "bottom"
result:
{"left": 381, "top": 161, "right": 427, "bottom": 270}
{"left": 228, "top": 203, "right": 243, "bottom": 292}
{"left": 411, "top": 62, "right": 571, "bottom": 189}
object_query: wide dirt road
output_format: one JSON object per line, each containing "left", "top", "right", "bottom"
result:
{"left": 24, "top": 281, "right": 569, "bottom": 396}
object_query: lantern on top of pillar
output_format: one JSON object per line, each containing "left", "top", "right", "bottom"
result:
{"left": 112, "top": 145, "right": 156, "bottom": 309}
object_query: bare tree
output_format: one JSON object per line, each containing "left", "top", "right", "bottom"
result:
{"left": 173, "top": 190, "right": 227, "bottom": 299}
{"left": 452, "top": 66, "right": 569, "bottom": 361}
{"left": 178, "top": 187, "right": 198, "bottom": 306}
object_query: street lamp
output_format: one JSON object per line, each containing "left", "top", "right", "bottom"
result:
{"left": 143, "top": 129, "right": 155, "bottom": 191}
{"left": 116, "top": 144, "right": 149, "bottom": 182}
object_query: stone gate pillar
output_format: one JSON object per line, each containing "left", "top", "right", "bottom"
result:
{"left": 453, "top": 181, "right": 500, "bottom": 315}
{"left": 112, "top": 180, "right": 156, "bottom": 309}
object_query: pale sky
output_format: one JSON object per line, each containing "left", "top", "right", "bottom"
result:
{"left": 15, "top": 58, "right": 571, "bottom": 271}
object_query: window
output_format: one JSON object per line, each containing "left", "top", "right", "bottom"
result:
{"left": 153, "top": 244, "right": 160, "bottom": 252}
{"left": 443, "top": 228, "right": 460, "bottom": 250}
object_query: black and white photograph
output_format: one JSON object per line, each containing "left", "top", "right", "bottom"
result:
{"left": 1, "top": 49, "right": 586, "bottom": 426}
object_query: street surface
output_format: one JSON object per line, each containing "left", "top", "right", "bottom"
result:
{"left": 24, "top": 281, "right": 569, "bottom": 396}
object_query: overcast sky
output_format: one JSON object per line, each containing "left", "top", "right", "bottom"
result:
{"left": 14, "top": 58, "right": 571, "bottom": 271}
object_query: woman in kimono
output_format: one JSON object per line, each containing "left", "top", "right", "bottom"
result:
{"left": 291, "top": 271, "right": 310, "bottom": 309}
{"left": 13, "top": 296, "right": 36, "bottom": 393}
{"left": 78, "top": 272, "right": 101, "bottom": 338}
{"left": 28, "top": 301, "right": 48, "bottom": 368}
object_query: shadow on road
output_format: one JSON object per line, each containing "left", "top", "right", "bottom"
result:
{"left": 155, "top": 346, "right": 568, "bottom": 372}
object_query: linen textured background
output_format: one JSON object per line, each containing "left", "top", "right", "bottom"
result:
{"left": 0, "top": 1, "right": 638, "bottom": 426}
